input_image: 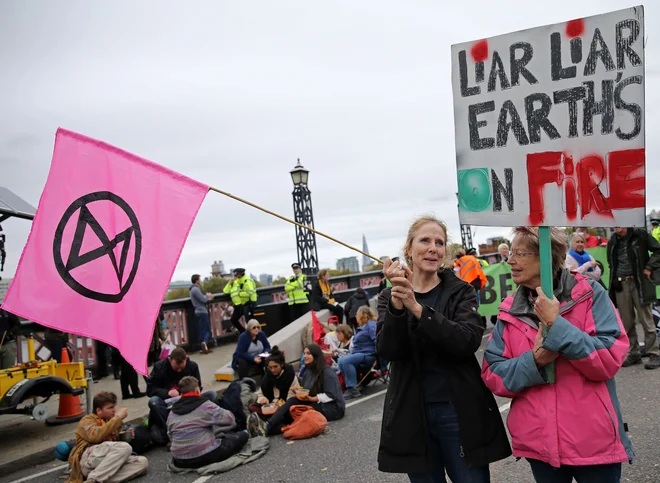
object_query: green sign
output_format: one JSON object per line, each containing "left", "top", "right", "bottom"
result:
{"left": 478, "top": 245, "right": 660, "bottom": 317}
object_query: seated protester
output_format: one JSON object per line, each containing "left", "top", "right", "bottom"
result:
{"left": 344, "top": 288, "right": 370, "bottom": 329}
{"left": 231, "top": 319, "right": 271, "bottom": 380}
{"left": 66, "top": 391, "right": 148, "bottom": 483}
{"left": 167, "top": 376, "right": 248, "bottom": 469}
{"left": 338, "top": 306, "right": 377, "bottom": 400}
{"left": 258, "top": 346, "right": 297, "bottom": 404}
{"left": 323, "top": 324, "right": 354, "bottom": 361}
{"left": 310, "top": 269, "right": 344, "bottom": 324}
{"left": 147, "top": 347, "right": 218, "bottom": 442}
{"left": 250, "top": 343, "right": 345, "bottom": 436}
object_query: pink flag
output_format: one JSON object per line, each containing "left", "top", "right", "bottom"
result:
{"left": 1, "top": 128, "right": 208, "bottom": 374}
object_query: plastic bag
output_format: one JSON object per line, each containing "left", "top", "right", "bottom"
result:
{"left": 160, "top": 339, "right": 176, "bottom": 360}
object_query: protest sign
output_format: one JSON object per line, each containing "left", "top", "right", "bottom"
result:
{"left": 452, "top": 6, "right": 646, "bottom": 228}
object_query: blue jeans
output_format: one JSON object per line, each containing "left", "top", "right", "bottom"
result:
{"left": 197, "top": 312, "right": 211, "bottom": 345}
{"left": 528, "top": 459, "right": 621, "bottom": 483}
{"left": 338, "top": 353, "right": 376, "bottom": 388}
{"left": 408, "top": 402, "right": 490, "bottom": 483}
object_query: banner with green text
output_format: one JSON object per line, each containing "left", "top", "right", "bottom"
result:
{"left": 478, "top": 246, "right": 660, "bottom": 317}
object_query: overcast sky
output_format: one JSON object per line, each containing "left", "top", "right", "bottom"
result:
{"left": 1, "top": 0, "right": 658, "bottom": 282}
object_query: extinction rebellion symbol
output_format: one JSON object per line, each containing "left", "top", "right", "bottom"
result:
{"left": 53, "top": 192, "right": 142, "bottom": 303}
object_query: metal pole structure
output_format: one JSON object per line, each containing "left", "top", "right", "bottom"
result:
{"left": 85, "top": 370, "right": 94, "bottom": 414}
{"left": 460, "top": 224, "right": 474, "bottom": 249}
{"left": 290, "top": 160, "right": 319, "bottom": 276}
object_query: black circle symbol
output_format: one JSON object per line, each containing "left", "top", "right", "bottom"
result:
{"left": 53, "top": 191, "right": 142, "bottom": 303}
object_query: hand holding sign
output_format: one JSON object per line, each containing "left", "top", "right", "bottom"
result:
{"left": 534, "top": 287, "right": 560, "bottom": 329}
{"left": 533, "top": 326, "right": 559, "bottom": 368}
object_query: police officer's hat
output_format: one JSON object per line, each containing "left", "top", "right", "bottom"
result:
{"left": 233, "top": 268, "right": 245, "bottom": 275}
{"left": 651, "top": 218, "right": 660, "bottom": 225}
{"left": 291, "top": 263, "right": 301, "bottom": 269}
{"left": 466, "top": 247, "right": 477, "bottom": 256}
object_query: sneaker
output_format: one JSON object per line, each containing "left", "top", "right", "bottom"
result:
{"left": 622, "top": 355, "right": 642, "bottom": 367}
{"left": 247, "top": 412, "right": 268, "bottom": 438}
{"left": 342, "top": 387, "right": 361, "bottom": 400}
{"left": 644, "top": 354, "right": 660, "bottom": 370}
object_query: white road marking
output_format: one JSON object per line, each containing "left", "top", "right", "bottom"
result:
{"left": 190, "top": 475, "right": 214, "bottom": 483}
{"left": 346, "top": 388, "right": 388, "bottom": 408}
{"left": 9, "top": 464, "right": 68, "bottom": 483}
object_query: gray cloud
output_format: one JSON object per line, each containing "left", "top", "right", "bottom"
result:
{"left": 0, "top": 0, "right": 658, "bottom": 282}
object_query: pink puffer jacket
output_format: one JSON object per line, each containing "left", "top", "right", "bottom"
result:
{"left": 482, "top": 270, "right": 634, "bottom": 468}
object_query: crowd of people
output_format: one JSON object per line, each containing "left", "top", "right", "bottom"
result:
{"left": 3, "top": 214, "right": 659, "bottom": 483}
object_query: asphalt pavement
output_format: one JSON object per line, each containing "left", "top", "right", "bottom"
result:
{"left": 6, "top": 326, "right": 660, "bottom": 483}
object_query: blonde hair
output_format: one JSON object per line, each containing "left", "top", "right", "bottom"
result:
{"left": 511, "top": 227, "right": 567, "bottom": 274}
{"left": 403, "top": 215, "right": 448, "bottom": 268}
{"left": 356, "top": 306, "right": 376, "bottom": 326}
{"left": 246, "top": 319, "right": 261, "bottom": 332}
{"left": 318, "top": 269, "right": 329, "bottom": 279}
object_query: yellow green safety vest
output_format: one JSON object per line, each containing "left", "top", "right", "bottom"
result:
{"left": 653, "top": 226, "right": 660, "bottom": 243}
{"left": 284, "top": 273, "right": 309, "bottom": 305}
{"left": 223, "top": 275, "right": 257, "bottom": 306}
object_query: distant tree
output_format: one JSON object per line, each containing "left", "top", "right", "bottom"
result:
{"left": 362, "top": 263, "right": 381, "bottom": 272}
{"left": 202, "top": 277, "right": 228, "bottom": 295}
{"left": 165, "top": 287, "right": 189, "bottom": 301}
{"left": 328, "top": 269, "right": 354, "bottom": 277}
{"left": 272, "top": 276, "right": 288, "bottom": 286}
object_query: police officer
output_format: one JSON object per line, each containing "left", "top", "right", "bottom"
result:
{"left": 652, "top": 218, "right": 660, "bottom": 243}
{"left": 223, "top": 268, "right": 257, "bottom": 333}
{"left": 285, "top": 263, "right": 310, "bottom": 322}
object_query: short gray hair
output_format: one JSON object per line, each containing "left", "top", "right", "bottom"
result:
{"left": 498, "top": 243, "right": 509, "bottom": 251}
{"left": 570, "top": 232, "right": 586, "bottom": 245}
{"left": 511, "top": 227, "right": 568, "bottom": 274}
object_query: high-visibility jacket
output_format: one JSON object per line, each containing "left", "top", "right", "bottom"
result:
{"left": 223, "top": 275, "right": 257, "bottom": 306}
{"left": 454, "top": 255, "right": 488, "bottom": 290}
{"left": 285, "top": 273, "right": 309, "bottom": 305}
{"left": 479, "top": 259, "right": 489, "bottom": 267}
{"left": 653, "top": 226, "right": 660, "bottom": 243}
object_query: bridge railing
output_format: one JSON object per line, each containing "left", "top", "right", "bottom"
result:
{"left": 14, "top": 270, "right": 383, "bottom": 367}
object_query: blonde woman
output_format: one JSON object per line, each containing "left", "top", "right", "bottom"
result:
{"left": 338, "top": 306, "right": 377, "bottom": 400}
{"left": 311, "top": 269, "right": 345, "bottom": 323}
{"left": 377, "top": 215, "right": 510, "bottom": 482}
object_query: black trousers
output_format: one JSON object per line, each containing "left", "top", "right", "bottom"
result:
{"left": 117, "top": 351, "right": 141, "bottom": 397}
{"left": 229, "top": 305, "right": 249, "bottom": 333}
{"left": 172, "top": 432, "right": 249, "bottom": 468}
{"left": 316, "top": 301, "right": 344, "bottom": 324}
{"left": 289, "top": 303, "right": 309, "bottom": 323}
{"left": 236, "top": 358, "right": 264, "bottom": 380}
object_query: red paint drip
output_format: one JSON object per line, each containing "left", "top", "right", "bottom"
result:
{"left": 471, "top": 40, "right": 488, "bottom": 62}
{"left": 566, "top": 19, "right": 584, "bottom": 38}
{"left": 563, "top": 154, "right": 578, "bottom": 221}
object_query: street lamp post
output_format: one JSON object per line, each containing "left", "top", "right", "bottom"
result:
{"left": 290, "top": 159, "right": 319, "bottom": 276}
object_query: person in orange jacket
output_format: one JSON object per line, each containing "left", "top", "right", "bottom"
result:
{"left": 454, "top": 248, "right": 488, "bottom": 297}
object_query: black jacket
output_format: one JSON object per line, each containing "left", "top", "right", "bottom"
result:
{"left": 376, "top": 269, "right": 511, "bottom": 473}
{"left": 0, "top": 309, "right": 20, "bottom": 342}
{"left": 146, "top": 358, "right": 203, "bottom": 400}
{"left": 607, "top": 228, "right": 660, "bottom": 305}
{"left": 344, "top": 293, "right": 369, "bottom": 319}
{"left": 260, "top": 363, "right": 295, "bottom": 402}
{"left": 310, "top": 281, "right": 334, "bottom": 311}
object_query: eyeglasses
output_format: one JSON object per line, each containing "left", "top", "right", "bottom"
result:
{"left": 508, "top": 250, "right": 539, "bottom": 260}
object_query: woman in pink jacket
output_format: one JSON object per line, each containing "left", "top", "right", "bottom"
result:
{"left": 482, "top": 226, "right": 633, "bottom": 483}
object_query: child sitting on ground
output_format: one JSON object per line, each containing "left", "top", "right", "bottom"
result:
{"left": 67, "top": 391, "right": 148, "bottom": 483}
{"left": 167, "top": 376, "right": 248, "bottom": 468}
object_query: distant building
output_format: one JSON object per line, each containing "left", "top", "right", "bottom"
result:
{"left": 362, "top": 234, "right": 370, "bottom": 270}
{"left": 337, "top": 256, "right": 359, "bottom": 273}
{"left": 259, "top": 274, "right": 273, "bottom": 286}
{"left": 167, "top": 280, "right": 189, "bottom": 295}
{"left": 211, "top": 260, "right": 225, "bottom": 278}
{"left": 0, "top": 277, "right": 12, "bottom": 302}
